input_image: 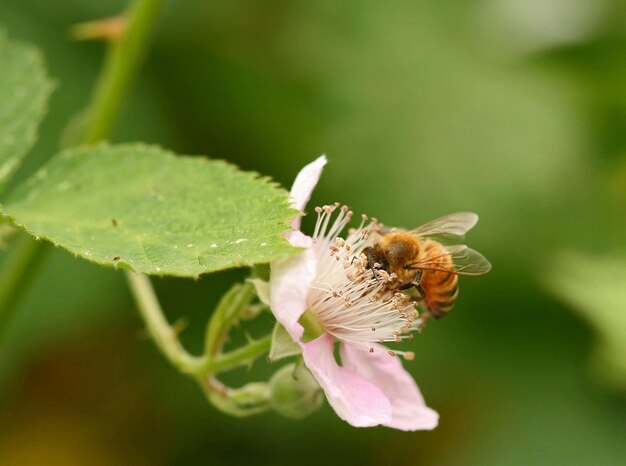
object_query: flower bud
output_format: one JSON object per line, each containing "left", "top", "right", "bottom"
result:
{"left": 269, "top": 363, "right": 323, "bottom": 419}
{"left": 205, "top": 381, "right": 270, "bottom": 417}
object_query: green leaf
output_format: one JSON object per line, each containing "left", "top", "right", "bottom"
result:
{"left": 268, "top": 323, "right": 301, "bottom": 363}
{"left": 0, "top": 32, "right": 53, "bottom": 193}
{"left": 4, "top": 143, "right": 299, "bottom": 276}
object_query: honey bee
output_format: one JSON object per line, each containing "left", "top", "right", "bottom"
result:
{"left": 362, "top": 212, "right": 491, "bottom": 319}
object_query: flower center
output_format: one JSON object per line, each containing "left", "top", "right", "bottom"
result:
{"left": 306, "top": 204, "right": 421, "bottom": 356}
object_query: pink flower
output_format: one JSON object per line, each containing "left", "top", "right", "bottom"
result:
{"left": 269, "top": 156, "right": 439, "bottom": 430}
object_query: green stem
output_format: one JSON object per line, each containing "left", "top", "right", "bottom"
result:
{"left": 203, "top": 379, "right": 270, "bottom": 417}
{"left": 206, "top": 335, "right": 272, "bottom": 374}
{"left": 204, "top": 282, "right": 255, "bottom": 357}
{"left": 0, "top": 0, "right": 163, "bottom": 328}
{"left": 82, "top": 0, "right": 162, "bottom": 144}
{"left": 126, "top": 272, "right": 271, "bottom": 376}
{"left": 125, "top": 272, "right": 204, "bottom": 374}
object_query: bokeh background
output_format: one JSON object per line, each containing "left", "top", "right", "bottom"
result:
{"left": 1, "top": 0, "right": 625, "bottom": 465}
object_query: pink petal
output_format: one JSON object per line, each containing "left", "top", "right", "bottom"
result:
{"left": 340, "top": 343, "right": 439, "bottom": 431}
{"left": 301, "top": 334, "right": 393, "bottom": 427}
{"left": 289, "top": 155, "right": 327, "bottom": 229}
{"left": 270, "top": 246, "right": 317, "bottom": 341}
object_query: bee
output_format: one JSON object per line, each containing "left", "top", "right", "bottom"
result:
{"left": 362, "top": 212, "right": 491, "bottom": 319}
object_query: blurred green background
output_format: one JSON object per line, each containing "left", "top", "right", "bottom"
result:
{"left": 1, "top": 0, "right": 625, "bottom": 465}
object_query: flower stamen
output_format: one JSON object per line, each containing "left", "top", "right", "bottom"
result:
{"left": 306, "top": 206, "right": 419, "bottom": 351}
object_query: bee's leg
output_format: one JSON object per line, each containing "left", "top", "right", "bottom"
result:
{"left": 398, "top": 271, "right": 423, "bottom": 291}
{"left": 414, "top": 283, "right": 425, "bottom": 299}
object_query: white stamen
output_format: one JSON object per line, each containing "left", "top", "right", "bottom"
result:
{"left": 306, "top": 206, "right": 419, "bottom": 350}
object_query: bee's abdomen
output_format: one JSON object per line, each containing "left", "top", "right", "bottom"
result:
{"left": 420, "top": 241, "right": 459, "bottom": 318}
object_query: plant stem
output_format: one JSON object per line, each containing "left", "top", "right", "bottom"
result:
{"left": 126, "top": 272, "right": 271, "bottom": 376}
{"left": 204, "top": 282, "right": 255, "bottom": 357}
{"left": 0, "top": 0, "right": 163, "bottom": 329}
{"left": 125, "top": 272, "right": 204, "bottom": 373}
{"left": 206, "top": 335, "right": 272, "bottom": 374}
{"left": 81, "top": 0, "right": 162, "bottom": 144}
{"left": 203, "top": 379, "right": 271, "bottom": 417}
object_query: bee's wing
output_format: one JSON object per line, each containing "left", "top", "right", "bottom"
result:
{"left": 410, "top": 212, "right": 479, "bottom": 241}
{"left": 412, "top": 244, "right": 492, "bottom": 276}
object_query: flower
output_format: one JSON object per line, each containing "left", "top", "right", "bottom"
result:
{"left": 269, "top": 156, "right": 439, "bottom": 430}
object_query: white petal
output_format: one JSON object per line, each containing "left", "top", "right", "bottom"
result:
{"left": 340, "top": 343, "right": 439, "bottom": 431}
{"left": 270, "top": 247, "right": 317, "bottom": 341}
{"left": 289, "top": 155, "right": 327, "bottom": 229}
{"left": 301, "top": 334, "right": 392, "bottom": 427}
{"left": 284, "top": 230, "right": 313, "bottom": 249}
